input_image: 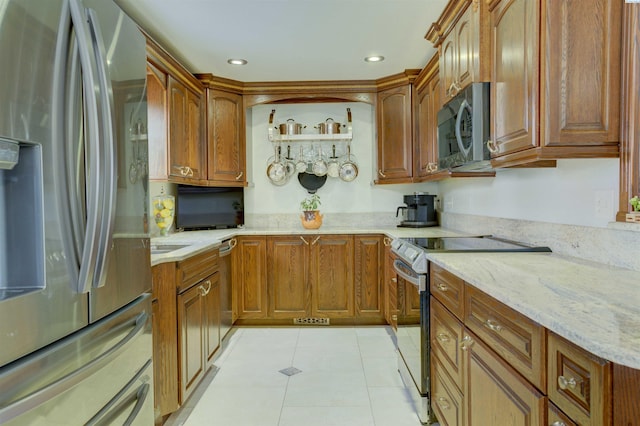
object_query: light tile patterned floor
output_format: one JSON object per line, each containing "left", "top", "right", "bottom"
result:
{"left": 166, "top": 326, "right": 423, "bottom": 426}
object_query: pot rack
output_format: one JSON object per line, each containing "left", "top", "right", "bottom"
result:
{"left": 267, "top": 108, "right": 353, "bottom": 142}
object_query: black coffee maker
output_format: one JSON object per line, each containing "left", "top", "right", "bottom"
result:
{"left": 396, "top": 193, "right": 438, "bottom": 228}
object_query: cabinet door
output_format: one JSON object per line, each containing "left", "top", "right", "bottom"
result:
{"left": 206, "top": 89, "right": 246, "bottom": 184}
{"left": 432, "top": 355, "right": 465, "bottom": 426}
{"left": 310, "top": 235, "right": 354, "bottom": 318}
{"left": 455, "top": 5, "right": 475, "bottom": 92}
{"left": 235, "top": 236, "right": 268, "bottom": 319}
{"left": 376, "top": 85, "right": 413, "bottom": 182}
{"left": 168, "top": 76, "right": 205, "bottom": 180}
{"left": 431, "top": 297, "right": 464, "bottom": 390}
{"left": 203, "top": 273, "right": 220, "bottom": 368}
{"left": 542, "top": 0, "right": 621, "bottom": 147}
{"left": 354, "top": 235, "right": 384, "bottom": 319}
{"left": 383, "top": 243, "right": 398, "bottom": 329}
{"left": 146, "top": 62, "right": 168, "bottom": 180}
{"left": 267, "top": 236, "right": 310, "bottom": 318}
{"left": 489, "top": 0, "right": 540, "bottom": 156}
{"left": 177, "top": 283, "right": 205, "bottom": 404}
{"left": 463, "top": 330, "right": 546, "bottom": 426}
{"left": 415, "top": 69, "right": 440, "bottom": 178}
{"left": 441, "top": 38, "right": 456, "bottom": 101}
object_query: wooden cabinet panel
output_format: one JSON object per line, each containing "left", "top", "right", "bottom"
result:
{"left": 463, "top": 330, "right": 546, "bottom": 426}
{"left": 430, "top": 263, "right": 465, "bottom": 320}
{"left": 431, "top": 297, "right": 465, "bottom": 390}
{"left": 465, "top": 284, "right": 546, "bottom": 391}
{"left": 177, "top": 249, "right": 218, "bottom": 293}
{"left": 177, "top": 282, "right": 206, "bottom": 404}
{"left": 455, "top": 5, "right": 475, "bottom": 92}
{"left": 489, "top": 0, "right": 540, "bottom": 156}
{"left": 205, "top": 89, "right": 246, "bottom": 185}
{"left": 204, "top": 273, "right": 220, "bottom": 368}
{"left": 542, "top": 0, "right": 621, "bottom": 147}
{"left": 414, "top": 56, "right": 441, "bottom": 178}
{"left": 267, "top": 236, "right": 310, "bottom": 318}
{"left": 383, "top": 242, "right": 398, "bottom": 329}
{"left": 441, "top": 38, "right": 456, "bottom": 102}
{"left": 547, "top": 332, "right": 611, "bottom": 426}
{"left": 376, "top": 85, "right": 413, "bottom": 182}
{"left": 146, "top": 62, "right": 168, "bottom": 180}
{"left": 432, "top": 355, "right": 465, "bottom": 426}
{"left": 310, "top": 235, "right": 354, "bottom": 318}
{"left": 235, "top": 236, "right": 268, "bottom": 319}
{"left": 354, "top": 235, "right": 384, "bottom": 319}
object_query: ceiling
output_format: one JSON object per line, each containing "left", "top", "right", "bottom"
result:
{"left": 115, "top": 0, "right": 449, "bottom": 82}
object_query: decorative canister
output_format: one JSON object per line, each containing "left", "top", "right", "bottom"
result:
{"left": 152, "top": 193, "right": 175, "bottom": 236}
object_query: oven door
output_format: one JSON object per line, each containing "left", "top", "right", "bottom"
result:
{"left": 393, "top": 259, "right": 429, "bottom": 395}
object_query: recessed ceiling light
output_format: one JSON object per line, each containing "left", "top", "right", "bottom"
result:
{"left": 227, "top": 59, "right": 247, "bottom": 65}
{"left": 364, "top": 55, "right": 385, "bottom": 63}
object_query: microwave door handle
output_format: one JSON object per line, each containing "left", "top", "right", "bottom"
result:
{"left": 70, "top": 0, "right": 103, "bottom": 294}
{"left": 86, "top": 8, "right": 118, "bottom": 289}
{"left": 454, "top": 99, "right": 472, "bottom": 157}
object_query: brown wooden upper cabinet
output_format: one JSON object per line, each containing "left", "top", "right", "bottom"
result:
{"left": 375, "top": 71, "right": 418, "bottom": 184}
{"left": 146, "top": 36, "right": 206, "bottom": 184}
{"left": 197, "top": 74, "right": 247, "bottom": 187}
{"left": 426, "top": 0, "right": 490, "bottom": 104}
{"left": 413, "top": 55, "right": 442, "bottom": 179}
{"left": 486, "top": 0, "right": 621, "bottom": 167}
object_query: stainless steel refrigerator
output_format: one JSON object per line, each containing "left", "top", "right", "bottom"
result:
{"left": 0, "top": 0, "right": 153, "bottom": 424}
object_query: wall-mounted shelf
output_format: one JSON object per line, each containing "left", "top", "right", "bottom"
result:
{"left": 268, "top": 108, "right": 353, "bottom": 143}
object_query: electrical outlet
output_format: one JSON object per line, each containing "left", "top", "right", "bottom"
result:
{"left": 594, "top": 190, "right": 614, "bottom": 220}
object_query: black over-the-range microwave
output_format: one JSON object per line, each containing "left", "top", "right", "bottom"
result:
{"left": 176, "top": 185, "right": 244, "bottom": 230}
{"left": 437, "top": 82, "right": 491, "bottom": 171}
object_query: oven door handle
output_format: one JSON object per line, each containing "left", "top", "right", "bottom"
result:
{"left": 393, "top": 259, "right": 427, "bottom": 292}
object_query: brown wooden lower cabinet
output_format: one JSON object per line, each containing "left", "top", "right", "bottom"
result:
{"left": 237, "top": 234, "right": 385, "bottom": 323}
{"left": 431, "top": 354, "right": 465, "bottom": 426}
{"left": 463, "top": 329, "right": 546, "bottom": 426}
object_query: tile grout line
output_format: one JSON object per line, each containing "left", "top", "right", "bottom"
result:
{"left": 276, "top": 328, "right": 301, "bottom": 426}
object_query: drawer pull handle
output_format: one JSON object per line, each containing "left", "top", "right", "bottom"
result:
{"left": 487, "top": 140, "right": 499, "bottom": 154}
{"left": 199, "top": 280, "right": 212, "bottom": 296}
{"left": 484, "top": 319, "right": 503, "bottom": 332}
{"left": 391, "top": 277, "right": 397, "bottom": 283}
{"left": 460, "top": 335, "right": 474, "bottom": 351}
{"left": 299, "top": 236, "right": 309, "bottom": 245}
{"left": 391, "top": 315, "right": 398, "bottom": 321}
{"left": 235, "top": 171, "right": 244, "bottom": 180}
{"left": 436, "top": 283, "right": 448, "bottom": 292}
{"left": 436, "top": 397, "right": 450, "bottom": 410}
{"left": 436, "top": 333, "right": 450, "bottom": 343}
{"left": 557, "top": 375, "right": 578, "bottom": 390}
{"left": 551, "top": 422, "right": 567, "bottom": 426}
{"left": 310, "top": 236, "right": 321, "bottom": 246}
{"left": 383, "top": 237, "right": 392, "bottom": 246}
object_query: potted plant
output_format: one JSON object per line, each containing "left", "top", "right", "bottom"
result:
{"left": 300, "top": 194, "right": 323, "bottom": 229}
{"left": 627, "top": 196, "right": 640, "bottom": 223}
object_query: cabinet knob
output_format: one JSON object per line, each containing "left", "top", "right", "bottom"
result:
{"left": 484, "top": 319, "right": 503, "bottom": 332}
{"left": 435, "top": 333, "right": 451, "bottom": 343}
{"left": 436, "top": 282, "right": 448, "bottom": 292}
{"left": 235, "top": 171, "right": 244, "bottom": 180}
{"left": 436, "top": 397, "right": 451, "bottom": 410}
{"left": 557, "top": 375, "right": 578, "bottom": 390}
{"left": 486, "top": 140, "right": 499, "bottom": 154}
{"left": 460, "top": 335, "right": 474, "bottom": 351}
{"left": 378, "top": 169, "right": 387, "bottom": 178}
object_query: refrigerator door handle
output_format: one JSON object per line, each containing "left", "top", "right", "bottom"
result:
{"left": 69, "top": 0, "right": 104, "bottom": 294}
{"left": 85, "top": 361, "right": 151, "bottom": 426}
{"left": 0, "top": 312, "right": 148, "bottom": 423}
{"left": 86, "top": 7, "right": 118, "bottom": 289}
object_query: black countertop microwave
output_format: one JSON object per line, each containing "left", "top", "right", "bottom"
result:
{"left": 437, "top": 82, "right": 491, "bottom": 171}
{"left": 176, "top": 185, "right": 244, "bottom": 230}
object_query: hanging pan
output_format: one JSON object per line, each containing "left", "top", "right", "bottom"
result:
{"left": 297, "top": 172, "right": 327, "bottom": 194}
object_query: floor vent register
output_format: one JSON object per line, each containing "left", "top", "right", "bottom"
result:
{"left": 293, "top": 317, "right": 330, "bottom": 325}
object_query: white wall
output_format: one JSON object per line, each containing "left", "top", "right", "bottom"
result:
{"left": 244, "top": 102, "right": 438, "bottom": 215}
{"left": 438, "top": 158, "right": 620, "bottom": 228}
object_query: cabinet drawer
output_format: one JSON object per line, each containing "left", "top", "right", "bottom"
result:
{"left": 430, "top": 297, "right": 464, "bottom": 390}
{"left": 548, "top": 401, "right": 577, "bottom": 426}
{"left": 430, "top": 263, "right": 465, "bottom": 319}
{"left": 547, "top": 332, "right": 611, "bottom": 426}
{"left": 431, "top": 356, "right": 464, "bottom": 426}
{"left": 177, "top": 249, "right": 218, "bottom": 293}
{"left": 464, "top": 284, "right": 546, "bottom": 391}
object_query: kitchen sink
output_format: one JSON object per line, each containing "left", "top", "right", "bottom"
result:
{"left": 150, "top": 244, "right": 190, "bottom": 255}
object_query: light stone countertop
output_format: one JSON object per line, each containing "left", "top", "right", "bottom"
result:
{"left": 151, "top": 226, "right": 640, "bottom": 369}
{"left": 427, "top": 252, "right": 640, "bottom": 369}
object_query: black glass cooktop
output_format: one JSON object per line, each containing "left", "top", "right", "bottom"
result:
{"left": 403, "top": 236, "right": 552, "bottom": 253}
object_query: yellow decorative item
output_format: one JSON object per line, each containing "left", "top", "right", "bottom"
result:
{"left": 153, "top": 193, "right": 175, "bottom": 236}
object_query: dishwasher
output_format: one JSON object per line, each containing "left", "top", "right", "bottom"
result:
{"left": 219, "top": 238, "right": 237, "bottom": 340}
